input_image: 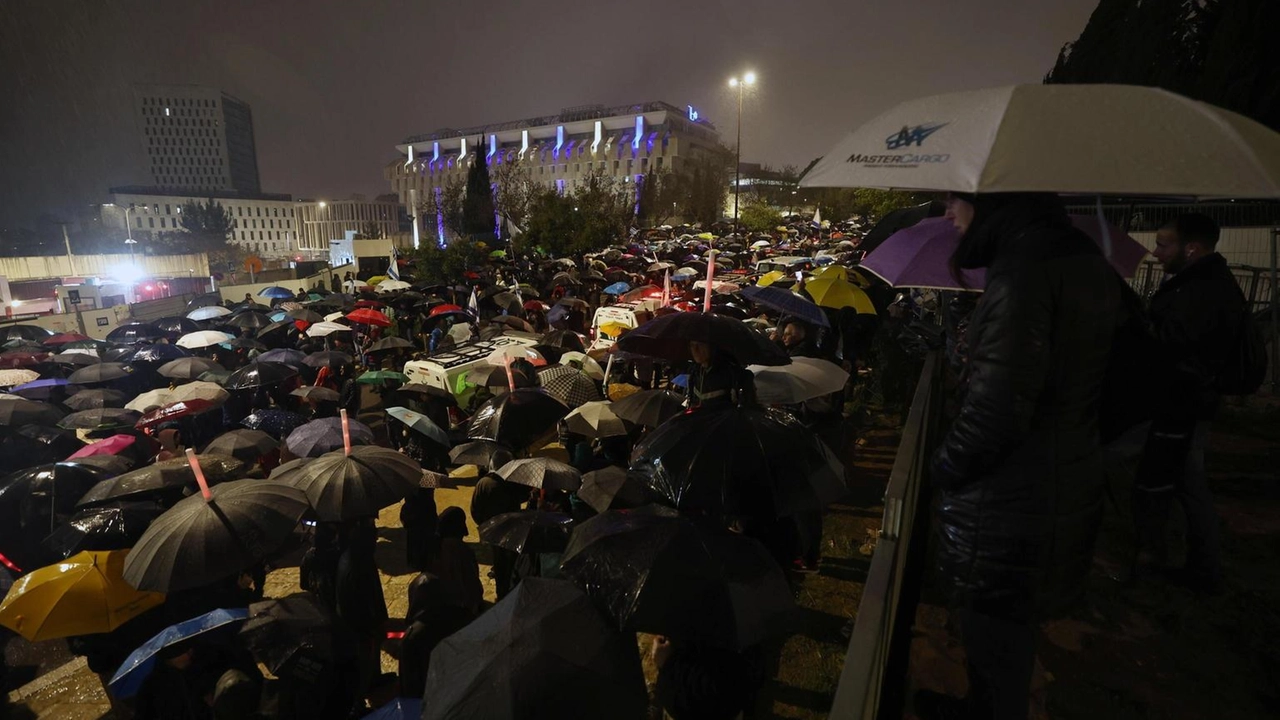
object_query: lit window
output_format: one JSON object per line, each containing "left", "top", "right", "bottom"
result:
{"left": 164, "top": 107, "right": 170, "bottom": 117}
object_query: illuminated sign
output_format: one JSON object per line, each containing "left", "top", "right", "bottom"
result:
{"left": 687, "top": 106, "right": 699, "bottom": 122}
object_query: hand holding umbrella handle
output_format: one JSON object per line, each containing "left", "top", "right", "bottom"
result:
{"left": 186, "top": 448, "right": 213, "bottom": 501}
{"left": 340, "top": 409, "right": 352, "bottom": 456}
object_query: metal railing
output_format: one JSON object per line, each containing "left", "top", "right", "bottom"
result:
{"left": 830, "top": 352, "right": 944, "bottom": 720}
{"left": 1128, "top": 259, "right": 1274, "bottom": 314}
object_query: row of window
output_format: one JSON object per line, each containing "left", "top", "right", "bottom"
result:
{"left": 235, "top": 206, "right": 292, "bottom": 218}
{"left": 143, "top": 114, "right": 220, "bottom": 129}
{"left": 146, "top": 128, "right": 222, "bottom": 142}
{"left": 142, "top": 96, "right": 217, "bottom": 109}
{"left": 234, "top": 218, "right": 292, "bottom": 230}
{"left": 239, "top": 231, "right": 291, "bottom": 242}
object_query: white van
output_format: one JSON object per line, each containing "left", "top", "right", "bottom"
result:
{"left": 588, "top": 301, "right": 659, "bottom": 352}
{"left": 754, "top": 256, "right": 814, "bottom": 275}
{"left": 403, "top": 334, "right": 539, "bottom": 403}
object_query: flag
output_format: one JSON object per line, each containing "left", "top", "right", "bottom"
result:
{"left": 387, "top": 248, "right": 400, "bottom": 281}
{"left": 467, "top": 288, "right": 479, "bottom": 316}
{"left": 661, "top": 269, "right": 671, "bottom": 307}
{"left": 812, "top": 207, "right": 822, "bottom": 227}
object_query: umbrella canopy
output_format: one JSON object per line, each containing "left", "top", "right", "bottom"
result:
{"left": 385, "top": 406, "right": 450, "bottom": 448}
{"left": 0, "top": 463, "right": 108, "bottom": 570}
{"left": 176, "top": 330, "right": 234, "bottom": 349}
{"left": 42, "top": 501, "right": 164, "bottom": 560}
{"left": 109, "top": 608, "right": 250, "bottom": 699}
{"left": 157, "top": 356, "right": 222, "bottom": 381}
{"left": 478, "top": 510, "right": 574, "bottom": 554}
{"left": 257, "top": 348, "right": 307, "bottom": 367}
{"left": 66, "top": 434, "right": 137, "bottom": 460}
{"left": 167, "top": 380, "right": 229, "bottom": 405}
{"left": 122, "top": 479, "right": 309, "bottom": 592}
{"left": 739, "top": 286, "right": 831, "bottom": 328}
{"left": 187, "top": 305, "right": 232, "bottom": 321}
{"left": 603, "top": 281, "right": 631, "bottom": 295}
{"left": 538, "top": 329, "right": 585, "bottom": 352}
{"left": 42, "top": 332, "right": 90, "bottom": 346}
{"left": 577, "top": 466, "right": 647, "bottom": 514}
{"left": 486, "top": 345, "right": 545, "bottom": 367}
{"left": 800, "top": 83, "right": 1280, "bottom": 198}
{"left": 364, "top": 698, "right": 422, "bottom": 720}
{"left": 356, "top": 370, "right": 409, "bottom": 385}
{"left": 285, "top": 417, "right": 375, "bottom": 458}
{"left": 202, "top": 429, "right": 279, "bottom": 464}
{"left": 802, "top": 277, "right": 877, "bottom": 314}
{"left": 557, "top": 351, "right": 605, "bottom": 381}
{"left": 422, "top": 577, "right": 647, "bottom": 720}
{"left": 466, "top": 389, "right": 569, "bottom": 451}
{"left": 559, "top": 508, "right": 794, "bottom": 649}
{"left": 50, "top": 351, "right": 101, "bottom": 367}
{"left": 241, "top": 409, "right": 308, "bottom": 439}
{"left": 537, "top": 365, "right": 602, "bottom": 409}
{"left": 59, "top": 407, "right": 140, "bottom": 431}
{"left": 125, "top": 388, "right": 173, "bottom": 413}
{"left": 749, "top": 357, "right": 851, "bottom": 405}
{"left": 398, "top": 383, "right": 459, "bottom": 407}
{"left": 259, "top": 286, "right": 295, "bottom": 299}
{"left": 0, "top": 350, "right": 50, "bottom": 369}
{"left": 617, "top": 312, "right": 790, "bottom": 366}
{"left": 607, "top": 389, "right": 685, "bottom": 428}
{"left": 67, "top": 362, "right": 131, "bottom": 385}
{"left": 448, "top": 440, "right": 514, "bottom": 470}
{"left": 290, "top": 385, "right": 340, "bottom": 403}
{"left": 305, "top": 321, "right": 351, "bottom": 338}
{"left": 369, "top": 336, "right": 414, "bottom": 352}
{"left": 0, "top": 324, "right": 54, "bottom": 343}
{"left": 105, "top": 323, "right": 163, "bottom": 344}
{"left": 134, "top": 399, "right": 218, "bottom": 431}
{"left": 302, "top": 350, "right": 354, "bottom": 369}
{"left": 0, "top": 550, "right": 165, "bottom": 642}
{"left": 629, "top": 406, "right": 846, "bottom": 519}
{"left": 564, "top": 401, "right": 629, "bottom": 439}
{"left": 226, "top": 311, "right": 272, "bottom": 331}
{"left": 154, "top": 316, "right": 203, "bottom": 338}
{"left": 496, "top": 458, "right": 582, "bottom": 493}
{"left": 239, "top": 592, "right": 338, "bottom": 675}
{"left": 285, "top": 308, "right": 325, "bottom": 323}
{"left": 224, "top": 361, "right": 298, "bottom": 390}
{"left": 76, "top": 454, "right": 245, "bottom": 508}
{"left": 346, "top": 308, "right": 390, "bottom": 326}
{"left": 282, "top": 445, "right": 421, "bottom": 521}
{"left": 65, "top": 388, "right": 128, "bottom": 411}
{"left": 127, "top": 344, "right": 189, "bottom": 364}
{"left": 10, "top": 377, "right": 68, "bottom": 400}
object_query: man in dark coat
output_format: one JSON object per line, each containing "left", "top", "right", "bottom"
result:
{"left": 924, "top": 193, "right": 1121, "bottom": 720}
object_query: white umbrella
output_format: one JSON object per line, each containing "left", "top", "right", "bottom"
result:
{"left": 800, "top": 84, "right": 1280, "bottom": 199}
{"left": 486, "top": 346, "right": 545, "bottom": 367}
{"left": 305, "top": 322, "right": 349, "bottom": 338}
{"left": 167, "top": 380, "right": 229, "bottom": 406}
{"left": 323, "top": 312, "right": 346, "bottom": 322}
{"left": 750, "top": 240, "right": 771, "bottom": 249}
{"left": 376, "top": 280, "right": 412, "bottom": 293}
{"left": 558, "top": 351, "right": 605, "bottom": 381}
{"left": 126, "top": 388, "right": 173, "bottom": 412}
{"left": 749, "top": 357, "right": 850, "bottom": 405}
{"left": 564, "top": 401, "right": 629, "bottom": 439}
{"left": 186, "top": 306, "right": 231, "bottom": 321}
{"left": 176, "top": 330, "right": 233, "bottom": 349}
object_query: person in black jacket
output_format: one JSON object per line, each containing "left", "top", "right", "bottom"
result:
{"left": 923, "top": 193, "right": 1121, "bottom": 720}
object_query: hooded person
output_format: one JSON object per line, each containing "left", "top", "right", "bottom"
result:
{"left": 426, "top": 507, "right": 483, "bottom": 616}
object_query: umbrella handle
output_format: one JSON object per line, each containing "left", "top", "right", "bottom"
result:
{"left": 186, "top": 448, "right": 213, "bottom": 501}
{"left": 340, "top": 408, "right": 352, "bottom": 456}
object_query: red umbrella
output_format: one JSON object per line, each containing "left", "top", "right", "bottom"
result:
{"left": 524, "top": 300, "right": 550, "bottom": 312}
{"left": 0, "top": 351, "right": 50, "bottom": 368}
{"left": 428, "top": 304, "right": 465, "bottom": 318}
{"left": 135, "top": 399, "right": 218, "bottom": 430}
{"left": 44, "top": 333, "right": 91, "bottom": 346}
{"left": 345, "top": 309, "right": 390, "bottom": 327}
{"left": 67, "top": 434, "right": 137, "bottom": 459}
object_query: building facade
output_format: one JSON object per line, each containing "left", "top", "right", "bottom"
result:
{"left": 294, "top": 196, "right": 401, "bottom": 256}
{"left": 385, "top": 101, "right": 723, "bottom": 244}
{"left": 104, "top": 187, "right": 298, "bottom": 260}
{"left": 132, "top": 84, "right": 261, "bottom": 194}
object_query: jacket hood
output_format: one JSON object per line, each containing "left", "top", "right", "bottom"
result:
{"left": 953, "top": 193, "right": 1072, "bottom": 271}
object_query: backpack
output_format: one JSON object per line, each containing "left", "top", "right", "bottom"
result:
{"left": 1215, "top": 310, "right": 1267, "bottom": 396}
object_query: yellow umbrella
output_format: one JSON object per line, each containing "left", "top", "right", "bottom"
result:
{"left": 598, "top": 322, "right": 630, "bottom": 338}
{"left": 811, "top": 265, "right": 873, "bottom": 288}
{"left": 802, "top": 277, "right": 877, "bottom": 314}
{"left": 756, "top": 271, "right": 786, "bottom": 287}
{"left": 0, "top": 550, "right": 164, "bottom": 642}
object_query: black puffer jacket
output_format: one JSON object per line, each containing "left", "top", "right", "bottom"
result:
{"left": 931, "top": 194, "right": 1121, "bottom": 619}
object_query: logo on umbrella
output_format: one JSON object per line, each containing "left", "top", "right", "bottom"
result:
{"left": 885, "top": 122, "right": 948, "bottom": 150}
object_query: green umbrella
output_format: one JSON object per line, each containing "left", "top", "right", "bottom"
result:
{"left": 356, "top": 370, "right": 408, "bottom": 386}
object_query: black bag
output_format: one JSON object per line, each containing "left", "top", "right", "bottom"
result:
{"left": 1216, "top": 311, "right": 1267, "bottom": 396}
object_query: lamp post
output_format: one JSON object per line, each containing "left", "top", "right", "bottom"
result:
{"left": 728, "top": 71, "right": 756, "bottom": 236}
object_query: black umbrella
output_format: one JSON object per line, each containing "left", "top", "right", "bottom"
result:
{"left": 302, "top": 351, "right": 354, "bottom": 369}
{"left": 76, "top": 454, "right": 246, "bottom": 508}
{"left": 285, "top": 308, "right": 325, "bottom": 323}
{"left": 0, "top": 324, "right": 54, "bottom": 343}
{"left": 256, "top": 348, "right": 307, "bottom": 367}
{"left": 64, "top": 388, "right": 129, "bottom": 410}
{"left": 466, "top": 389, "right": 569, "bottom": 451}
{"left": 538, "top": 329, "right": 585, "bottom": 352}
{"left": 628, "top": 406, "right": 846, "bottom": 520}
{"left": 52, "top": 351, "right": 102, "bottom": 366}
{"left": 224, "top": 361, "right": 298, "bottom": 390}
{"left": 478, "top": 510, "right": 574, "bottom": 554}
{"left": 241, "top": 409, "right": 308, "bottom": 440}
{"left": 368, "top": 336, "right": 414, "bottom": 352}
{"left": 0, "top": 463, "right": 110, "bottom": 569}
{"left": 60, "top": 455, "right": 134, "bottom": 477}
{"left": 559, "top": 507, "right": 795, "bottom": 649}
{"left": 153, "top": 316, "right": 202, "bottom": 338}
{"left": 290, "top": 385, "right": 339, "bottom": 403}
{"left": 40, "top": 500, "right": 164, "bottom": 561}
{"left": 106, "top": 323, "right": 163, "bottom": 344}
{"left": 448, "top": 440, "right": 514, "bottom": 470}
{"left": 577, "top": 466, "right": 647, "bottom": 513}
{"left": 122, "top": 479, "right": 310, "bottom": 592}
{"left": 282, "top": 445, "right": 421, "bottom": 521}
{"left": 422, "top": 577, "right": 647, "bottom": 720}
{"left": 67, "top": 362, "right": 132, "bottom": 385}
{"left": 616, "top": 312, "right": 790, "bottom": 366}
{"left": 284, "top": 417, "right": 375, "bottom": 458}
{"left": 267, "top": 457, "right": 312, "bottom": 484}
{"left": 0, "top": 426, "right": 85, "bottom": 469}
{"left": 158, "top": 357, "right": 223, "bottom": 381}
{"left": 857, "top": 200, "right": 946, "bottom": 254}
{"left": 127, "top": 344, "right": 190, "bottom": 363}
{"left": 202, "top": 429, "right": 279, "bottom": 464}
{"left": 226, "top": 311, "right": 272, "bottom": 330}
{"left": 225, "top": 337, "right": 268, "bottom": 351}
{"left": 608, "top": 389, "right": 685, "bottom": 428}
{"left": 398, "top": 383, "right": 458, "bottom": 407}
{"left": 239, "top": 592, "right": 342, "bottom": 675}
{"left": 58, "top": 407, "right": 141, "bottom": 431}
{"left": 256, "top": 319, "right": 301, "bottom": 346}
{"left": 0, "top": 397, "right": 66, "bottom": 426}
{"left": 495, "top": 458, "right": 582, "bottom": 493}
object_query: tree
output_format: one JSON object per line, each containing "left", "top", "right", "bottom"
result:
{"left": 462, "top": 139, "right": 496, "bottom": 240}
{"left": 521, "top": 170, "right": 634, "bottom": 257}
{"left": 422, "top": 176, "right": 466, "bottom": 242}
{"left": 739, "top": 199, "right": 783, "bottom": 233}
{"left": 151, "top": 198, "right": 241, "bottom": 267}
{"left": 669, "top": 150, "right": 732, "bottom": 226}
{"left": 410, "top": 236, "right": 487, "bottom": 285}
{"left": 493, "top": 158, "right": 538, "bottom": 236}
{"left": 636, "top": 168, "right": 682, "bottom": 227}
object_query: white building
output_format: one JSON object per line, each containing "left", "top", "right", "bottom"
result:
{"left": 104, "top": 187, "right": 300, "bottom": 261}
{"left": 133, "top": 84, "right": 261, "bottom": 194}
{"left": 294, "top": 196, "right": 401, "bottom": 257}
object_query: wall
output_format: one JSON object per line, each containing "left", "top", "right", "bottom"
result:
{"left": 216, "top": 263, "right": 354, "bottom": 302}
{"left": 0, "top": 252, "right": 211, "bottom": 283}
{"left": 9, "top": 305, "right": 133, "bottom": 340}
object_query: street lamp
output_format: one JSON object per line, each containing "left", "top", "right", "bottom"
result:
{"left": 728, "top": 71, "right": 757, "bottom": 236}
{"left": 105, "top": 203, "right": 143, "bottom": 257}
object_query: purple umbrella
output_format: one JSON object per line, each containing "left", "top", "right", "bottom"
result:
{"left": 861, "top": 216, "right": 1149, "bottom": 290}
{"left": 285, "top": 417, "right": 375, "bottom": 458}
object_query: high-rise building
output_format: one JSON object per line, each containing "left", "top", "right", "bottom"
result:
{"left": 132, "top": 84, "right": 261, "bottom": 194}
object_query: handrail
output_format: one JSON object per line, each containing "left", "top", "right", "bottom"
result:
{"left": 830, "top": 352, "right": 944, "bottom": 719}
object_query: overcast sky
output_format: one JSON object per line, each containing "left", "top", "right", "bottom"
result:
{"left": 0, "top": 0, "right": 1098, "bottom": 227}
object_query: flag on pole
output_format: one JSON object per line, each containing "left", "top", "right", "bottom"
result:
{"left": 467, "top": 288, "right": 480, "bottom": 316}
{"left": 661, "top": 269, "right": 671, "bottom": 307}
{"left": 812, "top": 207, "right": 822, "bottom": 227}
{"left": 387, "top": 248, "right": 400, "bottom": 281}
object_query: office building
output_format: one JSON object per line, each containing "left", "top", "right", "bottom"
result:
{"left": 294, "top": 196, "right": 402, "bottom": 256}
{"left": 133, "top": 84, "right": 262, "bottom": 194}
{"left": 104, "top": 187, "right": 297, "bottom": 260}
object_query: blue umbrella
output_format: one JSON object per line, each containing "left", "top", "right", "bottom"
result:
{"left": 258, "top": 286, "right": 295, "bottom": 299}
{"left": 108, "top": 608, "right": 249, "bottom": 699}
{"left": 546, "top": 304, "right": 569, "bottom": 327}
{"left": 739, "top": 285, "right": 830, "bottom": 328}
{"left": 128, "top": 344, "right": 190, "bottom": 363}
{"left": 11, "top": 377, "right": 69, "bottom": 400}
{"left": 269, "top": 310, "right": 288, "bottom": 322}
{"left": 285, "top": 417, "right": 375, "bottom": 457}
{"left": 671, "top": 374, "right": 690, "bottom": 389}
{"left": 363, "top": 698, "right": 421, "bottom": 720}
{"left": 603, "top": 281, "right": 631, "bottom": 296}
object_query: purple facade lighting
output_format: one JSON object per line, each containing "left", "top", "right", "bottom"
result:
{"left": 434, "top": 187, "right": 445, "bottom": 247}
{"left": 555, "top": 125, "right": 564, "bottom": 160}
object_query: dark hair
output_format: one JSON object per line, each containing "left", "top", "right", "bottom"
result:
{"left": 1164, "top": 213, "right": 1220, "bottom": 249}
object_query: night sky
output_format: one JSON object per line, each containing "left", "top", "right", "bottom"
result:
{"left": 0, "top": 0, "right": 1098, "bottom": 228}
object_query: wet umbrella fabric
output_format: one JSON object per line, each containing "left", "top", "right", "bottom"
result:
{"left": 187, "top": 306, "right": 232, "bottom": 321}
{"left": 749, "top": 357, "right": 851, "bottom": 405}
{"left": 226, "top": 311, "right": 272, "bottom": 330}
{"left": 739, "top": 286, "right": 831, "bottom": 328}
{"left": 76, "top": 454, "right": 246, "bottom": 508}
{"left": 608, "top": 389, "right": 684, "bottom": 428}
{"left": 577, "top": 467, "right": 647, "bottom": 513}
{"left": 42, "top": 501, "right": 164, "bottom": 560}
{"left": 385, "top": 406, "right": 450, "bottom": 448}
{"left": 105, "top": 323, "right": 163, "bottom": 344}
{"left": 285, "top": 417, "right": 375, "bottom": 458}
{"left": 363, "top": 698, "right": 421, "bottom": 720}
{"left": 564, "top": 401, "right": 629, "bottom": 439}
{"left": 67, "top": 434, "right": 137, "bottom": 460}
{"left": 346, "top": 308, "right": 390, "bottom": 326}
{"left": 157, "top": 356, "right": 223, "bottom": 381}
{"left": 239, "top": 592, "right": 339, "bottom": 675}
{"left": 109, "top": 608, "right": 250, "bottom": 699}
{"left": 466, "top": 389, "right": 569, "bottom": 452}
{"left": 256, "top": 348, "right": 307, "bottom": 366}
{"left": 291, "top": 385, "right": 340, "bottom": 402}
{"left": 59, "top": 407, "right": 141, "bottom": 431}
{"left": 496, "top": 458, "right": 582, "bottom": 493}
{"left": 67, "top": 362, "right": 131, "bottom": 385}
{"left": 616, "top": 312, "right": 790, "bottom": 367}
{"left": 10, "top": 377, "right": 68, "bottom": 400}
{"left": 122, "top": 479, "right": 309, "bottom": 592}
{"left": 176, "top": 330, "right": 234, "bottom": 349}
{"left": 241, "top": 409, "right": 308, "bottom": 440}
{"left": 422, "top": 577, "right": 647, "bottom": 720}
{"left": 224, "top": 361, "right": 298, "bottom": 391}
{"left": 64, "top": 388, "right": 129, "bottom": 411}
{"left": 448, "top": 440, "right": 514, "bottom": 470}
{"left": 303, "top": 351, "right": 354, "bottom": 369}
{"left": 537, "top": 365, "right": 602, "bottom": 409}
{"left": 0, "top": 324, "right": 54, "bottom": 343}
{"left": 135, "top": 399, "right": 218, "bottom": 431}
{"left": 0, "top": 463, "right": 109, "bottom": 570}
{"left": 202, "top": 429, "right": 279, "bottom": 464}
{"left": 282, "top": 445, "right": 421, "bottom": 521}
{"left": 51, "top": 351, "right": 101, "bottom": 367}
{"left": 369, "top": 336, "right": 414, "bottom": 352}
{"left": 478, "top": 511, "right": 574, "bottom": 554}
{"left": 1, "top": 426, "right": 85, "bottom": 469}
{"left": 127, "top": 344, "right": 189, "bottom": 363}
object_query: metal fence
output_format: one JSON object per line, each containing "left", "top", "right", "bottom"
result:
{"left": 1128, "top": 260, "right": 1275, "bottom": 313}
{"left": 830, "top": 352, "right": 944, "bottom": 720}
{"left": 1064, "top": 201, "right": 1280, "bottom": 232}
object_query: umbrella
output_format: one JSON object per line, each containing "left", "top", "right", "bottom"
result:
{"left": 154, "top": 316, "right": 203, "bottom": 338}
{"left": 630, "top": 406, "right": 846, "bottom": 519}
{"left": 537, "top": 365, "right": 602, "bottom": 409}
{"left": 42, "top": 332, "right": 91, "bottom": 346}
{"left": 285, "top": 417, "right": 375, "bottom": 458}
{"left": 749, "top": 357, "right": 851, "bottom": 405}
{"left": 67, "top": 362, "right": 131, "bottom": 385}
{"left": 51, "top": 351, "right": 101, "bottom": 367}
{"left": 489, "top": 315, "right": 535, "bottom": 333}
{"left": 356, "top": 370, "right": 409, "bottom": 385}
{"left": 224, "top": 361, "right": 298, "bottom": 390}
{"left": 449, "top": 440, "right": 514, "bottom": 470}
{"left": 377, "top": 279, "right": 413, "bottom": 293}
{"left": 286, "top": 308, "right": 326, "bottom": 324}
{"left": 421, "top": 578, "right": 647, "bottom": 720}
{"left": 127, "top": 344, "right": 189, "bottom": 363}
{"left": 168, "top": 381, "right": 230, "bottom": 408}
{"left": 109, "top": 608, "right": 250, "bottom": 698}
{"left": 466, "top": 389, "right": 569, "bottom": 451}
{"left": 61, "top": 454, "right": 134, "bottom": 477}
{"left": 259, "top": 286, "right": 295, "bottom": 299}
{"left": 563, "top": 401, "right": 629, "bottom": 439}
{"left": 256, "top": 348, "right": 307, "bottom": 367}
{"left": 346, "top": 308, "right": 390, "bottom": 327}
{"left": 225, "top": 311, "right": 272, "bottom": 331}
{"left": 67, "top": 434, "right": 137, "bottom": 460}
{"left": 42, "top": 502, "right": 164, "bottom": 560}
{"left": 123, "top": 479, "right": 309, "bottom": 592}
{"left": 739, "top": 286, "right": 831, "bottom": 328}
{"left": 0, "top": 463, "right": 108, "bottom": 570}
{"left": 496, "top": 458, "right": 582, "bottom": 493}
{"left": 364, "top": 698, "right": 422, "bottom": 720}
{"left": 291, "top": 385, "right": 340, "bottom": 402}
{"left": 398, "top": 383, "right": 459, "bottom": 407}
{"left": 157, "top": 356, "right": 223, "bottom": 381}
{"left": 369, "top": 336, "right": 414, "bottom": 352}
{"left": 202, "top": 429, "right": 279, "bottom": 464}
{"left": 557, "top": 351, "right": 605, "bottom": 381}
{"left": 10, "top": 377, "right": 68, "bottom": 400}
{"left": 105, "top": 323, "right": 163, "bottom": 344}
{"left": 539, "top": 329, "right": 586, "bottom": 352}
{"left": 802, "top": 277, "right": 877, "bottom": 314}
{"left": 800, "top": 84, "right": 1280, "bottom": 198}
{"left": 428, "top": 304, "right": 465, "bottom": 318}
{"left": 486, "top": 345, "right": 545, "bottom": 367}
{"left": 65, "top": 388, "right": 129, "bottom": 411}
{"left": 225, "top": 337, "right": 268, "bottom": 351}
{"left": 0, "top": 350, "right": 50, "bottom": 369}
{"left": 603, "top": 281, "right": 631, "bottom": 295}
{"left": 0, "top": 550, "right": 165, "bottom": 642}
{"left": 418, "top": 469, "right": 457, "bottom": 490}
{"left": 257, "top": 318, "right": 303, "bottom": 344}
{"left": 608, "top": 389, "right": 685, "bottom": 428}
{"left": 306, "top": 321, "right": 351, "bottom": 338}
{"left": 616, "top": 312, "right": 790, "bottom": 366}
{"left": 385, "top": 406, "right": 451, "bottom": 448}
{"left": 187, "top": 305, "right": 232, "bottom": 321}
{"left": 76, "top": 454, "right": 246, "bottom": 508}
{"left": 303, "top": 351, "right": 354, "bottom": 369}
{"left": 59, "top": 407, "right": 142, "bottom": 431}
{"left": 559, "top": 509, "right": 794, "bottom": 649}
{"left": 241, "top": 409, "right": 308, "bottom": 439}
{"left": 125, "top": 388, "right": 173, "bottom": 412}
{"left": 477, "top": 510, "right": 574, "bottom": 554}
{"left": 135, "top": 399, "right": 218, "bottom": 430}
{"left": 577, "top": 467, "right": 647, "bottom": 513}
{"left": 176, "top": 330, "right": 234, "bottom": 349}
{"left": 283, "top": 445, "right": 421, "bottom": 521}
{"left": 239, "top": 592, "right": 338, "bottom": 675}
{"left": 0, "top": 324, "right": 54, "bottom": 343}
